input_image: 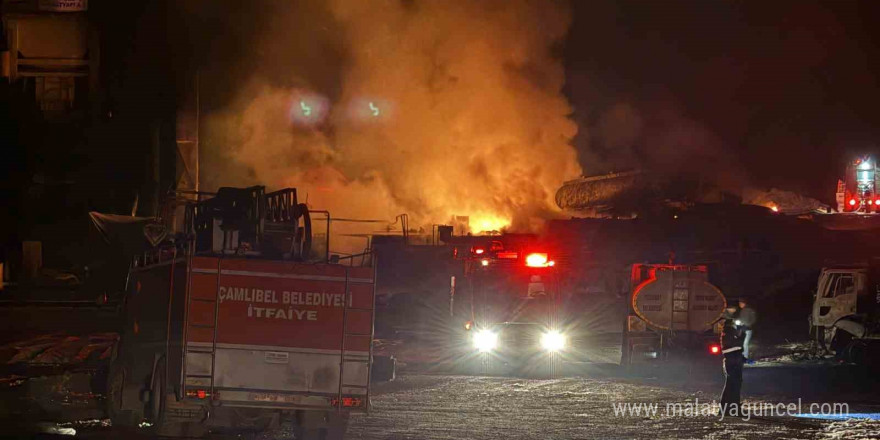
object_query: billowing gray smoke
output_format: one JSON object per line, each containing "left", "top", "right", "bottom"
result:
{"left": 197, "top": 0, "right": 581, "bottom": 239}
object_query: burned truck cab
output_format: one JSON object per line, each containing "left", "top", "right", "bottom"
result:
{"left": 810, "top": 265, "right": 880, "bottom": 362}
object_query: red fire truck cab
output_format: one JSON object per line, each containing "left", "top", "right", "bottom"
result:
{"left": 455, "top": 235, "right": 565, "bottom": 377}
{"left": 837, "top": 157, "right": 880, "bottom": 213}
{"left": 106, "top": 187, "right": 375, "bottom": 439}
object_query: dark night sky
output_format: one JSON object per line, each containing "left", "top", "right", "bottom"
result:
{"left": 565, "top": 0, "right": 880, "bottom": 203}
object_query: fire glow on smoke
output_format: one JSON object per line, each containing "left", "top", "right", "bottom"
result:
{"left": 470, "top": 214, "right": 511, "bottom": 234}
{"left": 202, "top": 1, "right": 581, "bottom": 238}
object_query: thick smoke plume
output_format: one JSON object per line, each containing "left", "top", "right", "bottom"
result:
{"left": 575, "top": 96, "right": 750, "bottom": 193}
{"left": 200, "top": 0, "right": 580, "bottom": 239}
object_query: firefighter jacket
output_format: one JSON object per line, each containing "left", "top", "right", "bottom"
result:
{"left": 720, "top": 322, "right": 745, "bottom": 356}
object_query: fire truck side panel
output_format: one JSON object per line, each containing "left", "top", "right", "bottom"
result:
{"left": 185, "top": 257, "right": 374, "bottom": 406}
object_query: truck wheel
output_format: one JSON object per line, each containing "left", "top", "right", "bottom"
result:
{"left": 831, "top": 331, "right": 854, "bottom": 360}
{"left": 106, "top": 341, "right": 141, "bottom": 428}
{"left": 149, "top": 358, "right": 206, "bottom": 438}
{"left": 816, "top": 326, "right": 834, "bottom": 354}
{"left": 107, "top": 360, "right": 138, "bottom": 428}
{"left": 845, "top": 340, "right": 868, "bottom": 365}
{"left": 818, "top": 325, "right": 857, "bottom": 360}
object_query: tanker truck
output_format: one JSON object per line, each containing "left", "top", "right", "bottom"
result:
{"left": 621, "top": 264, "right": 727, "bottom": 366}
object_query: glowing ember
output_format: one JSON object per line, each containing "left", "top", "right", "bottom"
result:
{"left": 770, "top": 205, "right": 779, "bottom": 212}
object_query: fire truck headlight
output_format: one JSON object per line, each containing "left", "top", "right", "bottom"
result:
{"left": 540, "top": 330, "right": 565, "bottom": 352}
{"left": 473, "top": 330, "right": 498, "bottom": 352}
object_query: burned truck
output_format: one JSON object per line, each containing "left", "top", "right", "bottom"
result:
{"left": 810, "top": 265, "right": 880, "bottom": 364}
{"left": 107, "top": 186, "right": 376, "bottom": 439}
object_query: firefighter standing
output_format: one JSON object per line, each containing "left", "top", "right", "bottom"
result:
{"left": 719, "top": 317, "right": 745, "bottom": 417}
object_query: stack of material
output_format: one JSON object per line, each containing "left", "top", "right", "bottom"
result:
{"left": 556, "top": 171, "right": 829, "bottom": 218}
{"left": 554, "top": 170, "right": 644, "bottom": 213}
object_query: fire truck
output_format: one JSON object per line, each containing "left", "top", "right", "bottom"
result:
{"left": 837, "top": 157, "right": 880, "bottom": 213}
{"left": 105, "top": 186, "right": 375, "bottom": 439}
{"left": 449, "top": 234, "right": 567, "bottom": 377}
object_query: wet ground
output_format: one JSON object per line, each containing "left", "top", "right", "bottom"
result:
{"left": 5, "top": 363, "right": 880, "bottom": 440}
{"left": 3, "top": 306, "right": 880, "bottom": 439}
{"left": 345, "top": 374, "right": 871, "bottom": 440}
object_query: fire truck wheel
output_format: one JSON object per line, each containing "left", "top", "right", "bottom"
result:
{"left": 149, "top": 358, "right": 206, "bottom": 438}
{"left": 149, "top": 358, "right": 172, "bottom": 435}
{"left": 106, "top": 358, "right": 139, "bottom": 428}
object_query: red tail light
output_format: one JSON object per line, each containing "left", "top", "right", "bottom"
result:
{"left": 186, "top": 389, "right": 210, "bottom": 399}
{"left": 525, "top": 253, "right": 554, "bottom": 268}
{"left": 709, "top": 344, "right": 721, "bottom": 355}
{"left": 332, "top": 397, "right": 363, "bottom": 408}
